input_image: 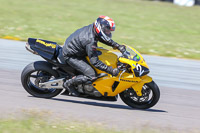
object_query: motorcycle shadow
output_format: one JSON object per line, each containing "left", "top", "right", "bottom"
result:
{"left": 49, "top": 97, "right": 167, "bottom": 113}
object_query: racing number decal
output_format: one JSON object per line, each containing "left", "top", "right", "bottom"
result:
{"left": 136, "top": 64, "right": 144, "bottom": 76}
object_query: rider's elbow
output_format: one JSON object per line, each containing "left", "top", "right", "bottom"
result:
{"left": 90, "top": 57, "right": 98, "bottom": 66}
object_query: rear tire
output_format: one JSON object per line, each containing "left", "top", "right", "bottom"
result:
{"left": 120, "top": 81, "right": 160, "bottom": 109}
{"left": 21, "top": 61, "right": 63, "bottom": 98}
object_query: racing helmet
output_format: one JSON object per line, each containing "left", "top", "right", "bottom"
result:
{"left": 94, "top": 15, "right": 115, "bottom": 42}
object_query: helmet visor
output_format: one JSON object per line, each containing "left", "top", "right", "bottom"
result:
{"left": 102, "top": 26, "right": 115, "bottom": 38}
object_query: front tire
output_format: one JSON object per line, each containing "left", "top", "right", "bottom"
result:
{"left": 120, "top": 81, "right": 160, "bottom": 109}
{"left": 21, "top": 61, "right": 63, "bottom": 98}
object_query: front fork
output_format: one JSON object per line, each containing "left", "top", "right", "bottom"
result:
{"left": 132, "top": 76, "right": 153, "bottom": 96}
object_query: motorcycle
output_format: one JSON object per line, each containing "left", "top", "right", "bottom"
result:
{"left": 21, "top": 38, "right": 160, "bottom": 109}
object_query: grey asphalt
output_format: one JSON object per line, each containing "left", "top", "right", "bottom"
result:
{"left": 0, "top": 39, "right": 200, "bottom": 131}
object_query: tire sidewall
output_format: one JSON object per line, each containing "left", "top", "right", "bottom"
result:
{"left": 120, "top": 81, "right": 160, "bottom": 109}
{"left": 21, "top": 61, "right": 62, "bottom": 98}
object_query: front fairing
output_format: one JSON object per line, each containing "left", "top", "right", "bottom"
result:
{"left": 90, "top": 45, "right": 151, "bottom": 97}
{"left": 86, "top": 44, "right": 150, "bottom": 77}
{"left": 118, "top": 45, "right": 150, "bottom": 77}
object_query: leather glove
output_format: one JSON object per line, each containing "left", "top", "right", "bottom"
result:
{"left": 112, "top": 68, "right": 120, "bottom": 76}
{"left": 106, "top": 66, "right": 120, "bottom": 76}
{"left": 112, "top": 43, "right": 119, "bottom": 50}
{"left": 118, "top": 45, "right": 126, "bottom": 54}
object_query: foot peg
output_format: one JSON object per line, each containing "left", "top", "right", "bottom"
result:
{"left": 63, "top": 82, "right": 80, "bottom": 96}
{"left": 68, "top": 88, "right": 80, "bottom": 96}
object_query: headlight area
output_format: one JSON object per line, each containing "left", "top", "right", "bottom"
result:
{"left": 133, "top": 64, "right": 150, "bottom": 77}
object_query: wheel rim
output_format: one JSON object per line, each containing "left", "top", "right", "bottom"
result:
{"left": 123, "top": 84, "right": 154, "bottom": 105}
{"left": 27, "top": 70, "right": 57, "bottom": 94}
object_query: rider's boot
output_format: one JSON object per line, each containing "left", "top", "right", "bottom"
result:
{"left": 63, "top": 78, "right": 80, "bottom": 96}
{"left": 63, "top": 75, "right": 91, "bottom": 96}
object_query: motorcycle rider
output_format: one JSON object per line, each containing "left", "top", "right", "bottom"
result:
{"left": 62, "top": 15, "right": 126, "bottom": 96}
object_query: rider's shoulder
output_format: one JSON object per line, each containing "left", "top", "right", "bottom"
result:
{"left": 79, "top": 24, "right": 95, "bottom": 40}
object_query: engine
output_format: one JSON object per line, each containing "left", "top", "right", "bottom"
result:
{"left": 77, "top": 84, "right": 102, "bottom": 97}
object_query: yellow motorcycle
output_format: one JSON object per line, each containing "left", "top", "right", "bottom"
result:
{"left": 21, "top": 38, "right": 160, "bottom": 109}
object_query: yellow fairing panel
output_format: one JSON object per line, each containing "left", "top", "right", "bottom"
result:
{"left": 97, "top": 48, "right": 118, "bottom": 67}
{"left": 93, "top": 74, "right": 152, "bottom": 97}
{"left": 86, "top": 47, "right": 152, "bottom": 97}
{"left": 86, "top": 48, "right": 118, "bottom": 74}
{"left": 131, "top": 76, "right": 152, "bottom": 96}
{"left": 92, "top": 76, "right": 137, "bottom": 96}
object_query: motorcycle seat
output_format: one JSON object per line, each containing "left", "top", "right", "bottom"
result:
{"left": 57, "top": 48, "right": 66, "bottom": 64}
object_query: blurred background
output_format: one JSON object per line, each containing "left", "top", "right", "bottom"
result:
{"left": 0, "top": 0, "right": 199, "bottom": 59}
{"left": 0, "top": 1, "right": 200, "bottom": 132}
{"left": 155, "top": 0, "right": 200, "bottom": 6}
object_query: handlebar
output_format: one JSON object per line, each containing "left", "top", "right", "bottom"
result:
{"left": 120, "top": 50, "right": 130, "bottom": 59}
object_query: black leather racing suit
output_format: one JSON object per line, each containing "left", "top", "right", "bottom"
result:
{"left": 62, "top": 24, "right": 119, "bottom": 85}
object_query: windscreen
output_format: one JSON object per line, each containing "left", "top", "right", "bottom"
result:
{"left": 123, "top": 46, "right": 140, "bottom": 61}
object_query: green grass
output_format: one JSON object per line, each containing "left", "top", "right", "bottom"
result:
{"left": 0, "top": 110, "right": 198, "bottom": 133}
{"left": 0, "top": 116, "right": 184, "bottom": 133}
{"left": 0, "top": 0, "right": 200, "bottom": 59}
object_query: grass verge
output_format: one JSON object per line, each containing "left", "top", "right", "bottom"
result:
{"left": 0, "top": 0, "right": 199, "bottom": 59}
{"left": 0, "top": 116, "right": 186, "bottom": 133}
{"left": 0, "top": 109, "right": 199, "bottom": 133}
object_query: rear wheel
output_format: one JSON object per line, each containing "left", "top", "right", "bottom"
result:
{"left": 120, "top": 81, "right": 160, "bottom": 109}
{"left": 21, "top": 61, "right": 63, "bottom": 98}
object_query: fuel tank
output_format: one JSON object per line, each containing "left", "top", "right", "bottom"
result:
{"left": 86, "top": 47, "right": 118, "bottom": 74}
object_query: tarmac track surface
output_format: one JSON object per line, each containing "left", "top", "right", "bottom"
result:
{"left": 0, "top": 39, "right": 200, "bottom": 131}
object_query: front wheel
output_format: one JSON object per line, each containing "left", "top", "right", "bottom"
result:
{"left": 120, "top": 81, "right": 160, "bottom": 109}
